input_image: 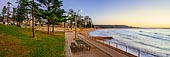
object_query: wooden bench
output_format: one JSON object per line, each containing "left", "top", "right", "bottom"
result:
{"left": 75, "top": 40, "right": 91, "bottom": 51}
{"left": 70, "top": 42, "right": 78, "bottom": 53}
{"left": 84, "top": 42, "right": 91, "bottom": 51}
{"left": 70, "top": 42, "right": 77, "bottom": 48}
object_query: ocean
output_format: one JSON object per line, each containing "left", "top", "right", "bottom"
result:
{"left": 89, "top": 29, "right": 170, "bottom": 57}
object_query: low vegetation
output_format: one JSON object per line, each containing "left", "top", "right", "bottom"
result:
{"left": 0, "top": 24, "right": 65, "bottom": 57}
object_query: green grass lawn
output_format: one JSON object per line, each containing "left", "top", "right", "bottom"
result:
{"left": 0, "top": 24, "right": 65, "bottom": 57}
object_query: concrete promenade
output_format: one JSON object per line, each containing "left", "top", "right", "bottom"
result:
{"left": 65, "top": 32, "right": 110, "bottom": 57}
{"left": 65, "top": 32, "right": 136, "bottom": 57}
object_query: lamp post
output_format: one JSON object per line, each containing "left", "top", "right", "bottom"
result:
{"left": 74, "top": 10, "right": 82, "bottom": 39}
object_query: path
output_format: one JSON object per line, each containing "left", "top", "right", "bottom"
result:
{"left": 78, "top": 33, "right": 137, "bottom": 57}
{"left": 65, "top": 32, "right": 110, "bottom": 57}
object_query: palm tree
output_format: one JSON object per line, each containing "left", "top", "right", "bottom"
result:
{"left": 37, "top": 0, "right": 63, "bottom": 34}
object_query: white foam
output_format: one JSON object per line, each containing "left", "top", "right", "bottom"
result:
{"left": 89, "top": 29, "right": 170, "bottom": 57}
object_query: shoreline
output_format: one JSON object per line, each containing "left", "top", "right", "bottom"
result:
{"left": 87, "top": 28, "right": 170, "bottom": 57}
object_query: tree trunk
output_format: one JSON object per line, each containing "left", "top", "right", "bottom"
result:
{"left": 17, "top": 22, "right": 19, "bottom": 26}
{"left": 27, "top": 11, "right": 29, "bottom": 20}
{"left": 64, "top": 21, "right": 65, "bottom": 32}
{"left": 2, "top": 15, "right": 4, "bottom": 22}
{"left": 47, "top": 2, "right": 50, "bottom": 34}
{"left": 7, "top": 16, "right": 9, "bottom": 25}
{"left": 19, "top": 21, "right": 21, "bottom": 27}
{"left": 52, "top": 24, "right": 55, "bottom": 32}
{"left": 32, "top": 0, "right": 35, "bottom": 38}
{"left": 48, "top": 20, "right": 50, "bottom": 34}
{"left": 40, "top": 19, "right": 42, "bottom": 26}
{"left": 70, "top": 21, "right": 72, "bottom": 30}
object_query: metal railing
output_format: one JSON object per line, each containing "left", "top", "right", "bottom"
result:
{"left": 90, "top": 36, "right": 170, "bottom": 57}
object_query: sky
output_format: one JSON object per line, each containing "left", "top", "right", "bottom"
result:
{"left": 1, "top": 0, "right": 170, "bottom": 28}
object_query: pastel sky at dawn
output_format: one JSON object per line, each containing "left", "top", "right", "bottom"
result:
{"left": 1, "top": 0, "right": 170, "bottom": 28}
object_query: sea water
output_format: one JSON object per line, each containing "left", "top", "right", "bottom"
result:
{"left": 89, "top": 29, "right": 170, "bottom": 57}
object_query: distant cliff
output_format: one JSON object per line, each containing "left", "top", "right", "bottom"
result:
{"left": 94, "top": 25, "right": 139, "bottom": 28}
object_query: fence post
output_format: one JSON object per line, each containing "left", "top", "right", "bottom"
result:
{"left": 109, "top": 41, "right": 110, "bottom": 46}
{"left": 116, "top": 43, "right": 118, "bottom": 48}
{"left": 95, "top": 37, "right": 96, "bottom": 41}
{"left": 167, "top": 54, "right": 169, "bottom": 57}
{"left": 138, "top": 49, "right": 140, "bottom": 57}
{"left": 126, "top": 46, "right": 127, "bottom": 52}
{"left": 92, "top": 37, "right": 93, "bottom": 40}
{"left": 87, "top": 35, "right": 89, "bottom": 38}
{"left": 103, "top": 40, "right": 104, "bottom": 44}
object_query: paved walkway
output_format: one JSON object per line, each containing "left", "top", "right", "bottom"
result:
{"left": 65, "top": 32, "right": 110, "bottom": 57}
{"left": 78, "top": 34, "right": 134, "bottom": 57}
{"left": 65, "top": 32, "right": 136, "bottom": 57}
{"left": 65, "top": 32, "right": 73, "bottom": 57}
